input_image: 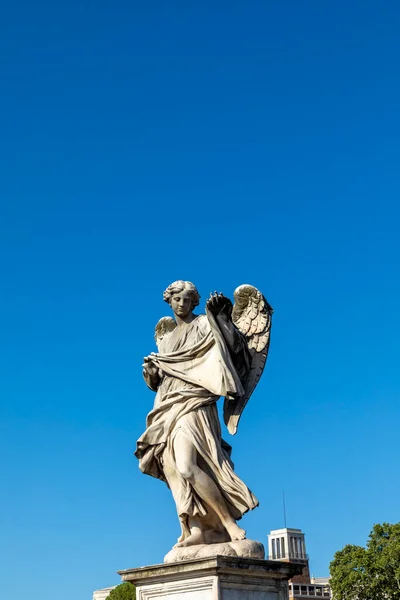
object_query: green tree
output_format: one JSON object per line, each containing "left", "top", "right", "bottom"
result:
{"left": 106, "top": 583, "right": 136, "bottom": 600}
{"left": 330, "top": 522, "right": 400, "bottom": 600}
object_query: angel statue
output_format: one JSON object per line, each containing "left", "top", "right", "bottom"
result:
{"left": 135, "top": 280, "right": 273, "bottom": 554}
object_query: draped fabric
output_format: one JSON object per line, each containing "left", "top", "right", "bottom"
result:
{"left": 135, "top": 312, "right": 258, "bottom": 540}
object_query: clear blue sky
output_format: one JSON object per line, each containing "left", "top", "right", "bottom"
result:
{"left": 1, "top": 1, "right": 399, "bottom": 598}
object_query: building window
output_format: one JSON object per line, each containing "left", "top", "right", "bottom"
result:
{"left": 301, "top": 586, "right": 307, "bottom": 595}
{"left": 272, "top": 539, "right": 276, "bottom": 559}
{"left": 277, "top": 538, "right": 281, "bottom": 558}
{"left": 281, "top": 537, "right": 285, "bottom": 558}
{"left": 297, "top": 537, "right": 302, "bottom": 558}
{"left": 309, "top": 586, "right": 315, "bottom": 595}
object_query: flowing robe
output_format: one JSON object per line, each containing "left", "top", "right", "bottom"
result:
{"left": 135, "top": 310, "right": 258, "bottom": 540}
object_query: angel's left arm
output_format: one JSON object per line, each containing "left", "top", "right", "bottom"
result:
{"left": 207, "top": 294, "right": 251, "bottom": 382}
{"left": 215, "top": 315, "right": 243, "bottom": 353}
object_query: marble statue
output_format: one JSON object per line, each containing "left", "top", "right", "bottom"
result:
{"left": 135, "top": 281, "right": 273, "bottom": 558}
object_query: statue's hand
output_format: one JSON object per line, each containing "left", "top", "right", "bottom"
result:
{"left": 206, "top": 292, "right": 233, "bottom": 322}
{"left": 142, "top": 355, "right": 160, "bottom": 380}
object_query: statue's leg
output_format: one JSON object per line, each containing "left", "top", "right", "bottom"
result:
{"left": 162, "top": 450, "right": 189, "bottom": 545}
{"left": 174, "top": 515, "right": 204, "bottom": 548}
{"left": 174, "top": 430, "right": 246, "bottom": 545}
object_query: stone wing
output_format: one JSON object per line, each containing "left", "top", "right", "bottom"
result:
{"left": 154, "top": 317, "right": 176, "bottom": 350}
{"left": 224, "top": 285, "right": 273, "bottom": 435}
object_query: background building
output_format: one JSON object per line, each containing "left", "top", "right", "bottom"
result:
{"left": 93, "top": 587, "right": 115, "bottom": 600}
{"left": 268, "top": 527, "right": 332, "bottom": 599}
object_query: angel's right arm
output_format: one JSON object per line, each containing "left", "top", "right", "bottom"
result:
{"left": 142, "top": 356, "right": 161, "bottom": 391}
{"left": 143, "top": 372, "right": 160, "bottom": 391}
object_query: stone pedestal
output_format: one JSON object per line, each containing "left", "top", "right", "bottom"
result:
{"left": 118, "top": 555, "right": 303, "bottom": 600}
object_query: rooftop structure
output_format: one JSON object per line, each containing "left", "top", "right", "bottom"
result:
{"left": 93, "top": 586, "right": 115, "bottom": 600}
{"left": 267, "top": 527, "right": 332, "bottom": 600}
{"left": 268, "top": 527, "right": 308, "bottom": 561}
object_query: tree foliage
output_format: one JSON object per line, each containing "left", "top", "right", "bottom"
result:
{"left": 330, "top": 522, "right": 400, "bottom": 600}
{"left": 106, "top": 583, "right": 136, "bottom": 600}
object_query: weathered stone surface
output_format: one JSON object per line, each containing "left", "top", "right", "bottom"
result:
{"left": 118, "top": 555, "right": 303, "bottom": 600}
{"left": 136, "top": 281, "right": 273, "bottom": 556}
{"left": 164, "top": 539, "right": 265, "bottom": 563}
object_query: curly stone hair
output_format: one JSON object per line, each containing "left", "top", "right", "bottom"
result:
{"left": 163, "top": 280, "right": 200, "bottom": 310}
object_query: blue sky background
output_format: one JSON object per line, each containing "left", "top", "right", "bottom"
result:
{"left": 1, "top": 1, "right": 400, "bottom": 598}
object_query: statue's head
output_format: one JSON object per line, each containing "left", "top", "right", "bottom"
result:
{"left": 163, "top": 280, "right": 200, "bottom": 317}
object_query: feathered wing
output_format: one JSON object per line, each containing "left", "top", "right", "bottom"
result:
{"left": 224, "top": 284, "right": 273, "bottom": 435}
{"left": 154, "top": 317, "right": 176, "bottom": 350}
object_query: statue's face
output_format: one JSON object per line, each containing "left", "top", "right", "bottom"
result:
{"left": 170, "top": 289, "right": 193, "bottom": 318}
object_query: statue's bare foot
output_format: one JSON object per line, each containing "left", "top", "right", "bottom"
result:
{"left": 176, "top": 533, "right": 184, "bottom": 545}
{"left": 174, "top": 530, "right": 205, "bottom": 548}
{"left": 226, "top": 522, "right": 246, "bottom": 541}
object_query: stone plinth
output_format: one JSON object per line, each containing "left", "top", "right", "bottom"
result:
{"left": 118, "top": 555, "right": 303, "bottom": 600}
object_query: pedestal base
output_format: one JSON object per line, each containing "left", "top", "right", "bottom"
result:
{"left": 118, "top": 555, "right": 303, "bottom": 600}
{"left": 164, "top": 539, "right": 265, "bottom": 563}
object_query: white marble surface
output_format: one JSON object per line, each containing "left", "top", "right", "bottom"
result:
{"left": 137, "top": 282, "right": 273, "bottom": 555}
{"left": 164, "top": 539, "right": 265, "bottom": 563}
{"left": 119, "top": 555, "right": 300, "bottom": 600}
{"left": 137, "top": 575, "right": 280, "bottom": 600}
{"left": 137, "top": 575, "right": 216, "bottom": 600}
